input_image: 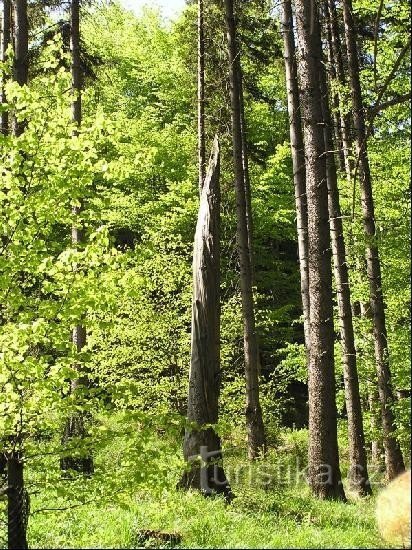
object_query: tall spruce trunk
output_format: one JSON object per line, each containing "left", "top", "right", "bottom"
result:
{"left": 60, "top": 0, "right": 93, "bottom": 475}
{"left": 238, "top": 63, "right": 254, "bottom": 272}
{"left": 359, "top": 301, "right": 385, "bottom": 469}
{"left": 180, "top": 138, "right": 231, "bottom": 499}
{"left": 7, "top": 3, "right": 29, "bottom": 547}
{"left": 341, "top": 0, "right": 405, "bottom": 481}
{"left": 320, "top": 62, "right": 371, "bottom": 496}
{"left": 197, "top": 0, "right": 206, "bottom": 193}
{"left": 325, "top": 0, "right": 354, "bottom": 182}
{"left": 1, "top": 0, "right": 11, "bottom": 134}
{"left": 281, "top": 0, "right": 310, "bottom": 351}
{"left": 224, "top": 0, "right": 265, "bottom": 459}
{"left": 294, "top": 0, "right": 345, "bottom": 500}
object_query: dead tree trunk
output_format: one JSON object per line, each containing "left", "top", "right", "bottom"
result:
{"left": 224, "top": 0, "right": 265, "bottom": 459}
{"left": 1, "top": 0, "right": 11, "bottom": 134}
{"left": 342, "top": 0, "right": 405, "bottom": 481}
{"left": 320, "top": 62, "right": 371, "bottom": 497}
{"left": 197, "top": 0, "right": 206, "bottom": 193}
{"left": 180, "top": 137, "right": 231, "bottom": 499}
{"left": 281, "top": 0, "right": 310, "bottom": 351}
{"left": 294, "top": 0, "right": 345, "bottom": 501}
{"left": 60, "top": 0, "right": 93, "bottom": 475}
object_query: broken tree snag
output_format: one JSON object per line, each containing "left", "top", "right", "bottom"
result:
{"left": 180, "top": 136, "right": 231, "bottom": 499}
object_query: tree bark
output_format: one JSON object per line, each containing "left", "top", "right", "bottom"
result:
{"left": 60, "top": 0, "right": 93, "bottom": 476}
{"left": 12, "top": 0, "right": 27, "bottom": 137}
{"left": 238, "top": 62, "right": 254, "bottom": 273}
{"left": 294, "top": 0, "right": 345, "bottom": 501}
{"left": 197, "top": 0, "right": 206, "bottom": 194}
{"left": 180, "top": 137, "right": 231, "bottom": 499}
{"left": 342, "top": 0, "right": 405, "bottom": 481}
{"left": 359, "top": 301, "right": 385, "bottom": 470}
{"left": 280, "top": 0, "right": 310, "bottom": 352}
{"left": 6, "top": 3, "right": 29, "bottom": 547}
{"left": 1, "top": 0, "right": 11, "bottom": 134}
{"left": 224, "top": 0, "right": 265, "bottom": 460}
{"left": 325, "top": 0, "right": 354, "bottom": 182}
{"left": 7, "top": 453, "right": 28, "bottom": 550}
{"left": 320, "top": 61, "right": 371, "bottom": 496}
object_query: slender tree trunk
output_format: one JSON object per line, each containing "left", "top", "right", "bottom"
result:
{"left": 7, "top": 453, "right": 28, "bottom": 550}
{"left": 180, "top": 138, "right": 231, "bottom": 499}
{"left": 7, "top": 3, "right": 29, "bottom": 547}
{"left": 224, "top": 0, "right": 265, "bottom": 459}
{"left": 12, "top": 0, "right": 27, "bottom": 137}
{"left": 325, "top": 0, "right": 354, "bottom": 182}
{"left": 359, "top": 301, "right": 385, "bottom": 470}
{"left": 281, "top": 0, "right": 310, "bottom": 351}
{"left": 342, "top": 0, "right": 405, "bottom": 481}
{"left": 294, "top": 0, "right": 345, "bottom": 501}
{"left": 1, "top": 0, "right": 11, "bottom": 134}
{"left": 238, "top": 63, "right": 254, "bottom": 272}
{"left": 320, "top": 62, "right": 371, "bottom": 497}
{"left": 197, "top": 0, "right": 206, "bottom": 194}
{"left": 367, "top": 386, "right": 385, "bottom": 468}
{"left": 324, "top": 15, "right": 345, "bottom": 172}
{"left": 60, "top": 0, "right": 93, "bottom": 475}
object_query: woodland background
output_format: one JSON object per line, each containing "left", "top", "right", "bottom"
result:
{"left": 0, "top": 0, "right": 410, "bottom": 547}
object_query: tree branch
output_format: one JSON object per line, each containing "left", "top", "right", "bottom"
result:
{"left": 369, "top": 92, "right": 411, "bottom": 116}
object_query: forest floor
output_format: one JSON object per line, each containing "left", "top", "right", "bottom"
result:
{"left": 23, "top": 425, "right": 399, "bottom": 549}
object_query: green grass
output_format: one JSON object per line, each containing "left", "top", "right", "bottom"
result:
{"left": 25, "top": 440, "right": 392, "bottom": 549}
{"left": 4, "top": 420, "right": 404, "bottom": 549}
{"left": 27, "top": 482, "right": 388, "bottom": 549}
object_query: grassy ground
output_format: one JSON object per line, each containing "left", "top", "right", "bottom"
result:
{"left": 27, "top": 479, "right": 388, "bottom": 549}
{"left": 23, "top": 428, "right": 397, "bottom": 549}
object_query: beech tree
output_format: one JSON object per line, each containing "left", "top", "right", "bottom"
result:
{"left": 60, "top": 0, "right": 93, "bottom": 475}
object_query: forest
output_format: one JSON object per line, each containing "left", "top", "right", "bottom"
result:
{"left": 0, "top": 0, "right": 410, "bottom": 548}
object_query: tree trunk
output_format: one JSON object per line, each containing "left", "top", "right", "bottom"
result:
{"left": 60, "top": 0, "right": 93, "bottom": 475}
{"left": 280, "top": 0, "right": 310, "bottom": 351}
{"left": 320, "top": 61, "right": 371, "bottom": 497}
{"left": 367, "top": 386, "right": 385, "bottom": 469}
{"left": 359, "top": 301, "right": 385, "bottom": 470}
{"left": 238, "top": 62, "right": 254, "bottom": 273}
{"left": 342, "top": 0, "right": 405, "bottom": 481}
{"left": 7, "top": 453, "right": 28, "bottom": 550}
{"left": 224, "top": 0, "right": 265, "bottom": 460}
{"left": 324, "top": 13, "right": 345, "bottom": 173}
{"left": 197, "top": 0, "right": 206, "bottom": 194}
{"left": 294, "top": 0, "right": 345, "bottom": 501}
{"left": 325, "top": 0, "right": 354, "bottom": 182}
{"left": 6, "top": 3, "right": 29, "bottom": 547}
{"left": 12, "top": 0, "right": 27, "bottom": 137}
{"left": 1, "top": 0, "right": 11, "bottom": 134}
{"left": 180, "top": 137, "right": 231, "bottom": 499}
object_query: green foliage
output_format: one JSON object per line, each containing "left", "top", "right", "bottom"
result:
{"left": 0, "top": 0, "right": 410, "bottom": 547}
